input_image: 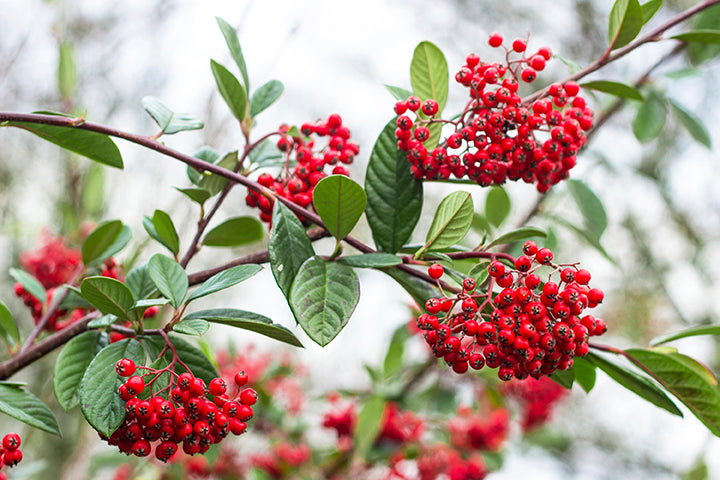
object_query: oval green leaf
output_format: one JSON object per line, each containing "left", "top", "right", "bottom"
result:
{"left": 141, "top": 96, "right": 204, "bottom": 135}
{"left": 0, "top": 385, "right": 60, "bottom": 436}
{"left": 0, "top": 300, "right": 19, "bottom": 347}
{"left": 269, "top": 201, "right": 315, "bottom": 300}
{"left": 633, "top": 90, "right": 667, "bottom": 142}
{"left": 313, "top": 175, "right": 367, "bottom": 241}
{"left": 354, "top": 395, "right": 387, "bottom": 460}
{"left": 419, "top": 191, "right": 474, "bottom": 256}
{"left": 410, "top": 41, "right": 449, "bottom": 111}
{"left": 152, "top": 209, "right": 180, "bottom": 255}
{"left": 608, "top": 0, "right": 643, "bottom": 49}
{"left": 672, "top": 30, "right": 720, "bottom": 44}
{"left": 485, "top": 186, "right": 511, "bottom": 228}
{"left": 641, "top": 0, "right": 663, "bottom": 24}
{"left": 148, "top": 254, "right": 188, "bottom": 309}
{"left": 80, "top": 276, "right": 135, "bottom": 320}
{"left": 210, "top": 59, "right": 247, "bottom": 121}
{"left": 215, "top": 17, "right": 250, "bottom": 91}
{"left": 82, "top": 220, "right": 122, "bottom": 266}
{"left": 580, "top": 80, "right": 644, "bottom": 100}
{"left": 173, "top": 319, "right": 210, "bottom": 336}
{"left": 669, "top": 99, "right": 712, "bottom": 149}
{"left": 337, "top": 253, "right": 402, "bottom": 268}
{"left": 203, "top": 216, "right": 264, "bottom": 247}
{"left": 199, "top": 150, "right": 239, "bottom": 198}
{"left": 125, "top": 264, "right": 157, "bottom": 300}
{"left": 53, "top": 331, "right": 106, "bottom": 411}
{"left": 9, "top": 268, "right": 46, "bottom": 303}
{"left": 187, "top": 264, "right": 263, "bottom": 302}
{"left": 249, "top": 80, "right": 284, "bottom": 117}
{"left": 175, "top": 187, "right": 211, "bottom": 205}
{"left": 568, "top": 180, "right": 607, "bottom": 239}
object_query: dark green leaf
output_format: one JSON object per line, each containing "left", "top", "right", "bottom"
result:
{"left": 289, "top": 256, "right": 360, "bottom": 347}
{"left": 215, "top": 17, "right": 250, "bottom": 91}
{"left": 550, "top": 369, "right": 575, "bottom": 389}
{"left": 580, "top": 80, "right": 644, "bottom": 100}
{"left": 125, "top": 264, "right": 156, "bottom": 300}
{"left": 53, "top": 331, "right": 106, "bottom": 411}
{"left": 148, "top": 254, "right": 188, "bottom": 309}
{"left": 672, "top": 30, "right": 720, "bottom": 44}
{"left": 166, "top": 335, "right": 218, "bottom": 385}
{"left": 633, "top": 90, "right": 667, "bottom": 142}
{"left": 0, "top": 385, "right": 60, "bottom": 436}
{"left": 199, "top": 151, "right": 239, "bottom": 197}
{"left": 410, "top": 41, "right": 449, "bottom": 111}
{"left": 188, "top": 146, "right": 220, "bottom": 186}
{"left": 382, "top": 268, "right": 438, "bottom": 308}
{"left": 79, "top": 339, "right": 145, "bottom": 436}
{"left": 143, "top": 210, "right": 180, "bottom": 255}
{"left": 8, "top": 113, "right": 123, "bottom": 168}
{"left": 0, "top": 300, "right": 19, "bottom": 347}
{"left": 141, "top": 96, "right": 203, "bottom": 135}
{"left": 419, "top": 191, "right": 473, "bottom": 256}
{"left": 568, "top": 180, "right": 607, "bottom": 239}
{"left": 187, "top": 264, "right": 262, "bottom": 302}
{"left": 651, "top": 325, "right": 720, "bottom": 346}
{"left": 82, "top": 220, "right": 121, "bottom": 266}
{"left": 173, "top": 319, "right": 210, "bottom": 336}
{"left": 175, "top": 187, "right": 211, "bottom": 205}
{"left": 365, "top": 118, "right": 423, "bottom": 253}
{"left": 313, "top": 175, "right": 367, "bottom": 241}
{"left": 249, "top": 80, "right": 284, "bottom": 117}
{"left": 385, "top": 84, "right": 413, "bottom": 101}
{"left": 587, "top": 351, "right": 683, "bottom": 416}
{"left": 210, "top": 60, "right": 247, "bottom": 121}
{"left": 487, "top": 226, "right": 547, "bottom": 248}
{"left": 485, "top": 186, "right": 511, "bottom": 228}
{"left": 87, "top": 315, "right": 117, "bottom": 328}
{"left": 688, "top": 6, "right": 720, "bottom": 64}
{"left": 337, "top": 253, "right": 402, "bottom": 268}
{"left": 184, "top": 309, "right": 303, "bottom": 348}
{"left": 608, "top": 0, "right": 644, "bottom": 49}
{"left": 573, "top": 357, "right": 597, "bottom": 393}
{"left": 354, "top": 396, "right": 387, "bottom": 460}
{"left": 669, "top": 99, "right": 712, "bottom": 148}
{"left": 383, "top": 327, "right": 409, "bottom": 378}
{"left": 269, "top": 202, "right": 315, "bottom": 299}
{"left": 80, "top": 276, "right": 135, "bottom": 320}
{"left": 203, "top": 216, "right": 264, "bottom": 247}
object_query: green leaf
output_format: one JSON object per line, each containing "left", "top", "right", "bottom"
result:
{"left": 0, "top": 384, "right": 60, "bottom": 436}
{"left": 550, "top": 216, "right": 615, "bottom": 264}
{"left": 141, "top": 335, "right": 219, "bottom": 387}
{"left": 487, "top": 226, "right": 547, "bottom": 248}
{"left": 184, "top": 309, "right": 303, "bottom": 348}
{"left": 383, "top": 327, "right": 409, "bottom": 378}
{"left": 53, "top": 331, "right": 106, "bottom": 411}
{"left": 210, "top": 60, "right": 247, "bottom": 121}
{"left": 8, "top": 113, "right": 123, "bottom": 168}
{"left": 383, "top": 268, "right": 439, "bottom": 307}
{"left": 215, "top": 17, "right": 250, "bottom": 91}
{"left": 572, "top": 357, "right": 597, "bottom": 393}
{"left": 385, "top": 84, "right": 413, "bottom": 101}
{"left": 289, "top": 256, "right": 360, "bottom": 347}
{"left": 175, "top": 187, "right": 211, "bottom": 205}
{"left": 567, "top": 180, "right": 607, "bottom": 239}
{"left": 423, "top": 121, "right": 443, "bottom": 151}
{"left": 608, "top": 0, "right": 644, "bottom": 49}
{"left": 354, "top": 396, "right": 387, "bottom": 460}
{"left": 198, "top": 151, "right": 239, "bottom": 197}
{"left": 87, "top": 315, "right": 117, "bottom": 328}
{"left": 669, "top": 99, "right": 712, "bottom": 148}
{"left": 80, "top": 276, "right": 135, "bottom": 320}
{"left": 641, "top": 0, "right": 663, "bottom": 24}
{"left": 58, "top": 41, "right": 76, "bottom": 98}
{"left": 419, "top": 191, "right": 473, "bottom": 256}
{"left": 143, "top": 210, "right": 180, "bottom": 255}
{"left": 131, "top": 298, "right": 169, "bottom": 311}
{"left": 627, "top": 348, "right": 720, "bottom": 436}
{"left": 683, "top": 460, "right": 709, "bottom": 480}
{"left": 188, "top": 146, "right": 220, "bottom": 186}
{"left": 337, "top": 253, "right": 402, "bottom": 268}
{"left": 651, "top": 325, "right": 720, "bottom": 346}
{"left": 365, "top": 118, "right": 423, "bottom": 253}
{"left": 82, "top": 220, "right": 120, "bottom": 266}
{"left": 587, "top": 351, "right": 682, "bottom": 416}
{"left": 633, "top": 90, "right": 667, "bottom": 142}
{"left": 148, "top": 254, "right": 188, "bottom": 309}
{"left": 672, "top": 30, "right": 720, "bottom": 44}
{"left": 81, "top": 164, "right": 105, "bottom": 216}
{"left": 468, "top": 261, "right": 491, "bottom": 287}
{"left": 173, "top": 319, "right": 210, "bottom": 336}
{"left": 203, "top": 216, "right": 264, "bottom": 247}
{"left": 0, "top": 301, "right": 19, "bottom": 347}
{"left": 410, "top": 41, "right": 449, "bottom": 111}
{"left": 79, "top": 338, "right": 146, "bottom": 436}
{"left": 187, "top": 264, "right": 262, "bottom": 302}
{"left": 550, "top": 368, "right": 574, "bottom": 389}
{"left": 8, "top": 268, "right": 46, "bottom": 303}
{"left": 249, "top": 80, "right": 284, "bottom": 117}
{"left": 485, "top": 186, "right": 511, "bottom": 228}
{"left": 688, "top": 6, "right": 720, "bottom": 64}
{"left": 580, "top": 80, "right": 644, "bottom": 100}
{"left": 141, "top": 96, "right": 203, "bottom": 135}
{"left": 125, "top": 264, "right": 156, "bottom": 300}
{"left": 269, "top": 202, "right": 315, "bottom": 299}
{"left": 313, "top": 175, "right": 367, "bottom": 241}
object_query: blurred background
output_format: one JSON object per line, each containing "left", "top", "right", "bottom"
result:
{"left": 1, "top": 0, "right": 720, "bottom": 478}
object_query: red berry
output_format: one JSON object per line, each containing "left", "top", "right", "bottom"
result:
{"left": 125, "top": 376, "right": 145, "bottom": 396}
{"left": 394, "top": 101, "right": 408, "bottom": 115}
{"left": 2, "top": 434, "right": 20, "bottom": 451}
{"left": 3, "top": 448, "right": 21, "bottom": 466}
{"left": 421, "top": 99, "right": 439, "bottom": 116}
{"left": 488, "top": 260, "right": 505, "bottom": 278}
{"left": 234, "top": 371, "right": 248, "bottom": 387}
{"left": 575, "top": 269, "right": 591, "bottom": 284}
{"left": 535, "top": 248, "right": 553, "bottom": 264}
{"left": 529, "top": 55, "right": 546, "bottom": 71}
{"left": 512, "top": 38, "right": 527, "bottom": 52}
{"left": 208, "top": 378, "right": 227, "bottom": 396}
{"left": 537, "top": 46, "right": 552, "bottom": 60}
{"left": 115, "top": 358, "right": 136, "bottom": 377}
{"left": 428, "top": 264, "right": 444, "bottom": 280}
{"left": 239, "top": 388, "right": 258, "bottom": 406}
{"left": 520, "top": 67, "right": 537, "bottom": 83}
{"left": 488, "top": 32, "right": 503, "bottom": 47}
{"left": 406, "top": 96, "right": 421, "bottom": 112}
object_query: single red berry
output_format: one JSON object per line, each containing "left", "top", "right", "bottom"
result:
{"left": 522, "top": 241, "right": 538, "bottom": 256}
{"left": 394, "top": 101, "right": 408, "bottom": 115}
{"left": 564, "top": 81, "right": 580, "bottom": 97}
{"left": 406, "top": 96, "right": 421, "bottom": 112}
{"left": 428, "top": 264, "right": 444, "bottom": 280}
{"left": 463, "top": 277, "right": 476, "bottom": 292}
{"left": 535, "top": 248, "right": 553, "bottom": 264}
{"left": 488, "top": 32, "right": 504, "bottom": 47}
{"left": 3, "top": 448, "right": 22, "bottom": 466}
{"left": 327, "top": 113, "right": 343, "bottom": 129}
{"left": 177, "top": 372, "right": 194, "bottom": 391}
{"left": 529, "top": 55, "right": 546, "bottom": 71}
{"left": 234, "top": 371, "right": 248, "bottom": 387}
{"left": 488, "top": 260, "right": 505, "bottom": 278}
{"left": 588, "top": 288, "right": 604, "bottom": 304}
{"left": 115, "top": 358, "right": 136, "bottom": 377}
{"left": 421, "top": 99, "right": 439, "bottom": 116}
{"left": 125, "top": 375, "right": 145, "bottom": 396}
{"left": 512, "top": 38, "right": 527, "bottom": 52}
{"left": 239, "top": 388, "right": 258, "bottom": 406}
{"left": 2, "top": 434, "right": 20, "bottom": 451}
{"left": 520, "top": 67, "right": 537, "bottom": 83}
{"left": 208, "top": 378, "right": 227, "bottom": 396}
{"left": 229, "top": 419, "right": 247, "bottom": 435}
{"left": 132, "top": 439, "right": 151, "bottom": 457}
{"left": 537, "top": 46, "right": 552, "bottom": 60}
{"left": 575, "top": 269, "right": 591, "bottom": 284}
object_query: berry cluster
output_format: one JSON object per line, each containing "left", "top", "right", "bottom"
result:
{"left": 500, "top": 376, "right": 568, "bottom": 432}
{"left": 103, "top": 358, "right": 256, "bottom": 462}
{"left": 418, "top": 242, "right": 607, "bottom": 381}
{"left": 448, "top": 407, "right": 509, "bottom": 452}
{"left": 415, "top": 444, "right": 487, "bottom": 480}
{"left": 246, "top": 114, "right": 359, "bottom": 223}
{"left": 395, "top": 33, "right": 593, "bottom": 192}
{"left": 20, "top": 232, "right": 81, "bottom": 289}
{"left": 0, "top": 433, "right": 22, "bottom": 477}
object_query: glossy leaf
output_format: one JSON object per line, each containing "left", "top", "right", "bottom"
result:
{"left": 215, "top": 17, "right": 250, "bottom": 91}
{"left": 485, "top": 186, "right": 511, "bottom": 228}
{"left": 0, "top": 301, "right": 19, "bottom": 347}
{"left": 633, "top": 90, "right": 667, "bottom": 142}
{"left": 269, "top": 202, "right": 315, "bottom": 299}
{"left": 79, "top": 339, "right": 145, "bottom": 436}
{"left": 573, "top": 357, "right": 597, "bottom": 393}
{"left": 608, "top": 0, "right": 643, "bottom": 49}
{"left": 184, "top": 309, "right": 303, "bottom": 348}
{"left": 383, "top": 268, "right": 439, "bottom": 308}
{"left": 580, "top": 80, "right": 644, "bottom": 100}
{"left": 385, "top": 84, "right": 413, "bottom": 101}
{"left": 651, "top": 325, "right": 720, "bottom": 346}
{"left": 165, "top": 335, "right": 219, "bottom": 386}
{"left": 188, "top": 146, "right": 220, "bottom": 186}
{"left": 8, "top": 268, "right": 46, "bottom": 303}
{"left": 365, "top": 118, "right": 423, "bottom": 253}
{"left": 568, "top": 180, "right": 607, "bottom": 239}
{"left": 672, "top": 30, "right": 720, "bottom": 44}
{"left": 641, "top": 0, "right": 663, "bottom": 24}
{"left": 143, "top": 210, "right": 180, "bottom": 255}
{"left": 210, "top": 59, "right": 247, "bottom": 121}
{"left": 125, "top": 264, "right": 156, "bottom": 300}
{"left": 249, "top": 80, "right": 284, "bottom": 117}
{"left": 187, "top": 264, "right": 263, "bottom": 302}
{"left": 550, "top": 369, "right": 574, "bottom": 389}
{"left": 289, "top": 256, "right": 360, "bottom": 347}
{"left": 410, "top": 41, "right": 449, "bottom": 111}
{"left": 173, "top": 319, "right": 210, "bottom": 336}
{"left": 669, "top": 99, "right": 712, "bottom": 149}
{"left": 0, "top": 384, "right": 60, "bottom": 436}
{"left": 354, "top": 395, "right": 387, "bottom": 460}
{"left": 87, "top": 315, "right": 118, "bottom": 328}
{"left": 337, "top": 253, "right": 402, "bottom": 268}
{"left": 82, "top": 220, "right": 121, "bottom": 266}
{"left": 53, "top": 331, "right": 106, "bottom": 411}
{"left": 199, "top": 151, "right": 239, "bottom": 197}
{"left": 420, "top": 191, "right": 473, "bottom": 256}
{"left": 487, "top": 226, "right": 546, "bottom": 248}
{"left": 587, "top": 351, "right": 682, "bottom": 416}
{"left": 141, "top": 96, "right": 203, "bottom": 135}
{"left": 80, "top": 276, "right": 135, "bottom": 320}
{"left": 148, "top": 254, "right": 188, "bottom": 309}
{"left": 175, "top": 187, "right": 211, "bottom": 205}
{"left": 313, "top": 175, "right": 367, "bottom": 241}
{"left": 203, "top": 216, "right": 264, "bottom": 247}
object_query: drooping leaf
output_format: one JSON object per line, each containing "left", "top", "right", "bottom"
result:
{"left": 485, "top": 186, "right": 511, "bottom": 228}
{"left": 53, "top": 331, "right": 106, "bottom": 411}
{"left": 385, "top": 84, "right": 413, "bottom": 101}
{"left": 672, "top": 30, "right": 720, "bottom": 44}
{"left": 550, "top": 369, "right": 575, "bottom": 389}
{"left": 365, "top": 118, "right": 423, "bottom": 253}
{"left": 419, "top": 191, "right": 473, "bottom": 257}
{"left": 337, "top": 253, "right": 402, "bottom": 269}
{"left": 187, "top": 264, "right": 262, "bottom": 302}
{"left": 567, "top": 180, "right": 607, "bottom": 239}
{"left": 608, "top": 0, "right": 644, "bottom": 49}
{"left": 175, "top": 187, "right": 211, "bottom": 205}
{"left": 8, "top": 268, "right": 46, "bottom": 303}
{"left": 148, "top": 254, "right": 188, "bottom": 309}
{"left": 142, "top": 210, "right": 180, "bottom": 255}
{"left": 173, "top": 319, "right": 210, "bottom": 336}
{"left": 651, "top": 325, "right": 720, "bottom": 346}
{"left": 80, "top": 276, "right": 135, "bottom": 320}
{"left": 688, "top": 5, "right": 720, "bottom": 64}
{"left": 268, "top": 202, "right": 315, "bottom": 299}
{"left": 82, "top": 220, "right": 122, "bottom": 266}
{"left": 184, "top": 309, "right": 303, "bottom": 348}
{"left": 0, "top": 384, "right": 60, "bottom": 436}
{"left": 410, "top": 41, "right": 449, "bottom": 111}
{"left": 0, "top": 301, "right": 19, "bottom": 347}
{"left": 289, "top": 256, "right": 359, "bottom": 347}
{"left": 669, "top": 99, "right": 712, "bottom": 149}
{"left": 633, "top": 90, "right": 667, "bottom": 142}
{"left": 215, "top": 17, "right": 250, "bottom": 91}
{"left": 486, "top": 226, "right": 547, "bottom": 248}
{"left": 580, "top": 80, "right": 644, "bottom": 100}
{"left": 141, "top": 96, "right": 204, "bottom": 135}
{"left": 249, "top": 80, "right": 284, "bottom": 117}
{"left": 312, "top": 175, "right": 367, "bottom": 241}
{"left": 202, "top": 217, "right": 264, "bottom": 247}
{"left": 354, "top": 396, "right": 387, "bottom": 460}
{"left": 125, "top": 264, "right": 156, "bottom": 300}
{"left": 641, "top": 0, "right": 663, "bottom": 24}
{"left": 210, "top": 59, "right": 247, "bottom": 121}
{"left": 199, "top": 151, "right": 239, "bottom": 197}
{"left": 572, "top": 357, "right": 597, "bottom": 393}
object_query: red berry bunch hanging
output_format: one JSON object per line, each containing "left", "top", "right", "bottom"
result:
{"left": 246, "top": 113, "right": 359, "bottom": 223}
{"left": 103, "top": 359, "right": 256, "bottom": 462}
{"left": 395, "top": 33, "right": 594, "bottom": 193}
{"left": 417, "top": 242, "right": 607, "bottom": 381}
{"left": 500, "top": 376, "right": 568, "bottom": 432}
{"left": 0, "top": 433, "right": 22, "bottom": 472}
